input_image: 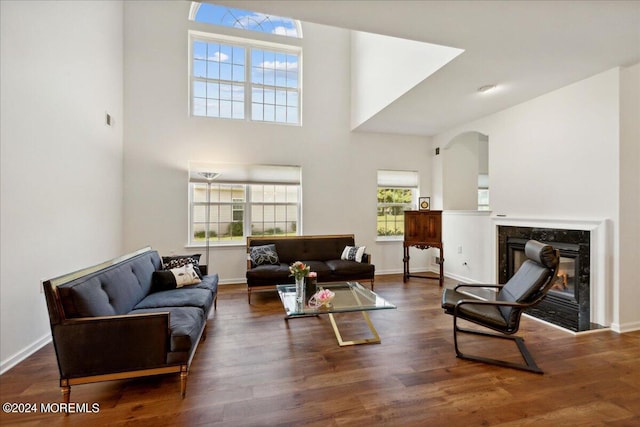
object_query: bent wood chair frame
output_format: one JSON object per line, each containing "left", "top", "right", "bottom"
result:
{"left": 448, "top": 249, "right": 559, "bottom": 374}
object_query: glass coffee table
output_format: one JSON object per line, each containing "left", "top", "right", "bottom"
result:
{"left": 276, "top": 281, "right": 396, "bottom": 346}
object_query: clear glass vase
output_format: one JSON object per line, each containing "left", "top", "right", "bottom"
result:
{"left": 295, "top": 277, "right": 305, "bottom": 312}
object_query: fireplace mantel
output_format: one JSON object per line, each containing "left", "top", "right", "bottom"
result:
{"left": 490, "top": 215, "right": 611, "bottom": 332}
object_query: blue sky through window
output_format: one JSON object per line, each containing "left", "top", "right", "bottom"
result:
{"left": 193, "top": 2, "right": 300, "bottom": 38}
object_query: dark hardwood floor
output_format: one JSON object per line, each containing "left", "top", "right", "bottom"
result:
{"left": 1, "top": 275, "right": 639, "bottom": 426}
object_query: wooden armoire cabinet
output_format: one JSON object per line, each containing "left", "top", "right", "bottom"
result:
{"left": 403, "top": 210, "right": 444, "bottom": 286}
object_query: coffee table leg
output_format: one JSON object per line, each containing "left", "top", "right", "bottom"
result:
{"left": 328, "top": 312, "right": 381, "bottom": 346}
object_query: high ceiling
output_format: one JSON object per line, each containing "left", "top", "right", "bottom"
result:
{"left": 211, "top": 1, "right": 640, "bottom": 136}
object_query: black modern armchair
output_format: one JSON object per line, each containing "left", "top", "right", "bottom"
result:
{"left": 441, "top": 240, "right": 559, "bottom": 374}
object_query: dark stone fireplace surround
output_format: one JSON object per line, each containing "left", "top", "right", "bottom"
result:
{"left": 498, "top": 226, "right": 591, "bottom": 332}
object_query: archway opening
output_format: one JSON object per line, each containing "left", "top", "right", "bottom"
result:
{"left": 442, "top": 131, "right": 489, "bottom": 211}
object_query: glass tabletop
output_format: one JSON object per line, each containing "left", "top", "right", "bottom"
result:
{"left": 276, "top": 281, "right": 396, "bottom": 317}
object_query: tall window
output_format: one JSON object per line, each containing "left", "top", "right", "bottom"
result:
{"left": 189, "top": 3, "right": 301, "bottom": 124}
{"left": 377, "top": 170, "right": 418, "bottom": 239}
{"left": 189, "top": 164, "right": 301, "bottom": 245}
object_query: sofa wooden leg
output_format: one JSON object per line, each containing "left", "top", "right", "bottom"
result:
{"left": 248, "top": 288, "right": 251, "bottom": 304}
{"left": 180, "top": 367, "right": 188, "bottom": 398}
{"left": 61, "top": 381, "right": 71, "bottom": 416}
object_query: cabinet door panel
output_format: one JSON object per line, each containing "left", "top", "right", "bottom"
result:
{"left": 404, "top": 211, "right": 441, "bottom": 244}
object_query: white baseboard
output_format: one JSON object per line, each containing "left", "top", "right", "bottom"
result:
{"left": 375, "top": 268, "right": 406, "bottom": 276}
{"left": 611, "top": 320, "right": 640, "bottom": 333}
{"left": 218, "top": 277, "right": 246, "bottom": 285}
{"left": 1, "top": 333, "right": 51, "bottom": 375}
{"left": 441, "top": 271, "right": 484, "bottom": 285}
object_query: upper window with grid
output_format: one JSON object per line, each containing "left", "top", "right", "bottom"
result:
{"left": 189, "top": 2, "right": 301, "bottom": 125}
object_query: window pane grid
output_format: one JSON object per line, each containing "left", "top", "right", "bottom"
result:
{"left": 250, "top": 48, "right": 299, "bottom": 124}
{"left": 377, "top": 187, "right": 414, "bottom": 237}
{"left": 249, "top": 184, "right": 298, "bottom": 236}
{"left": 192, "top": 40, "right": 246, "bottom": 119}
{"left": 190, "top": 183, "right": 299, "bottom": 244}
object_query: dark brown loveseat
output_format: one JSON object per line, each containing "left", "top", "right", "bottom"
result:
{"left": 43, "top": 247, "right": 218, "bottom": 404}
{"left": 246, "top": 234, "right": 374, "bottom": 303}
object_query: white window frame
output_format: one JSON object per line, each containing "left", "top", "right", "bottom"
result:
{"left": 188, "top": 183, "right": 301, "bottom": 247}
{"left": 188, "top": 31, "right": 302, "bottom": 125}
{"left": 188, "top": 163, "right": 302, "bottom": 247}
{"left": 376, "top": 170, "right": 419, "bottom": 241}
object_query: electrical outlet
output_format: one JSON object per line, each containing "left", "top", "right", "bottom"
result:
{"left": 39, "top": 279, "right": 44, "bottom": 294}
{"left": 457, "top": 246, "right": 463, "bottom": 254}
{"left": 435, "top": 256, "right": 441, "bottom": 264}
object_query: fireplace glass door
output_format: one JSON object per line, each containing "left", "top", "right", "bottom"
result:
{"left": 512, "top": 250, "right": 576, "bottom": 300}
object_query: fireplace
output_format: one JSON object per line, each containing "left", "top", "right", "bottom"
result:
{"left": 498, "top": 226, "right": 591, "bottom": 332}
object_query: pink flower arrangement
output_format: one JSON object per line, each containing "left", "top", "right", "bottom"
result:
{"left": 309, "top": 288, "right": 335, "bottom": 308}
{"left": 289, "top": 261, "right": 310, "bottom": 281}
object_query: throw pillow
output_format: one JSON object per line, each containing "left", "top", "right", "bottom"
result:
{"left": 152, "top": 270, "right": 179, "bottom": 292}
{"left": 162, "top": 254, "right": 203, "bottom": 278}
{"left": 341, "top": 245, "right": 366, "bottom": 263}
{"left": 152, "top": 264, "right": 201, "bottom": 291}
{"left": 171, "top": 264, "right": 202, "bottom": 288}
{"left": 250, "top": 244, "right": 280, "bottom": 267}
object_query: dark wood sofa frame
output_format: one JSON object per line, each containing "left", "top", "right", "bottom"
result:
{"left": 42, "top": 248, "right": 218, "bottom": 407}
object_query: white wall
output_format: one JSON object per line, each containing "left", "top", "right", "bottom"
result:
{"left": 432, "top": 68, "right": 638, "bottom": 330}
{"left": 443, "top": 132, "right": 483, "bottom": 210}
{"left": 442, "top": 211, "right": 493, "bottom": 283}
{"left": 0, "top": 1, "right": 124, "bottom": 372}
{"left": 618, "top": 63, "right": 640, "bottom": 332}
{"left": 123, "top": 1, "right": 432, "bottom": 284}
{"left": 350, "top": 31, "right": 462, "bottom": 130}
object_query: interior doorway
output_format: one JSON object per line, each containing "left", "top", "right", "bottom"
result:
{"left": 442, "top": 131, "right": 489, "bottom": 211}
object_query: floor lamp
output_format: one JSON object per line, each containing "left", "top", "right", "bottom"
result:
{"left": 193, "top": 171, "right": 219, "bottom": 271}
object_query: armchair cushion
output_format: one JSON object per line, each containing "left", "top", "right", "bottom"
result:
{"left": 441, "top": 289, "right": 508, "bottom": 330}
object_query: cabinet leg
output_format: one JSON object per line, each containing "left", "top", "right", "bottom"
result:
{"left": 439, "top": 247, "right": 444, "bottom": 287}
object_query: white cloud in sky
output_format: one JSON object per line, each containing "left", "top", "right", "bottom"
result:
{"left": 209, "top": 52, "right": 229, "bottom": 62}
{"left": 272, "top": 26, "right": 298, "bottom": 37}
{"left": 231, "top": 11, "right": 298, "bottom": 37}
{"left": 260, "top": 61, "right": 298, "bottom": 70}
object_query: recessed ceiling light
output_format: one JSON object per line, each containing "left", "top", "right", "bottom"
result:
{"left": 477, "top": 84, "right": 497, "bottom": 93}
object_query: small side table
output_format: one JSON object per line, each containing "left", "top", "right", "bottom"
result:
{"left": 403, "top": 242, "right": 444, "bottom": 286}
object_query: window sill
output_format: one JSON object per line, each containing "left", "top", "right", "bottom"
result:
{"left": 376, "top": 237, "right": 404, "bottom": 243}
{"left": 185, "top": 242, "right": 246, "bottom": 250}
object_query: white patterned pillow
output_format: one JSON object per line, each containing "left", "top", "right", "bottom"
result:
{"left": 163, "top": 255, "right": 203, "bottom": 278}
{"left": 341, "top": 246, "right": 366, "bottom": 263}
{"left": 170, "top": 264, "right": 202, "bottom": 288}
{"left": 250, "top": 244, "right": 280, "bottom": 266}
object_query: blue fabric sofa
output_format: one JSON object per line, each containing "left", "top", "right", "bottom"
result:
{"left": 43, "top": 247, "right": 218, "bottom": 403}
